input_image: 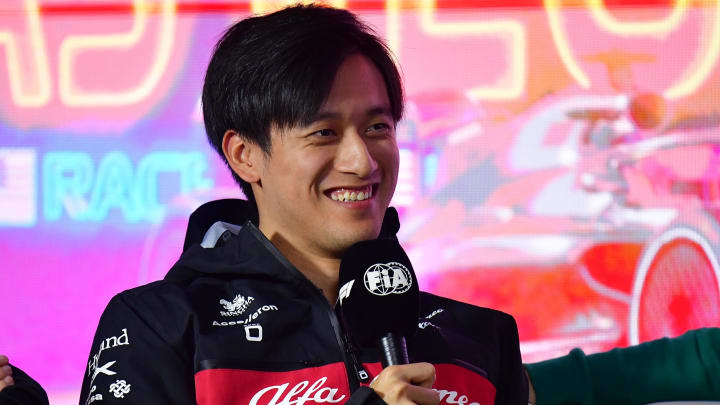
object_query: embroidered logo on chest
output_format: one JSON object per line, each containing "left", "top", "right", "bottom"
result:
{"left": 220, "top": 294, "right": 255, "bottom": 317}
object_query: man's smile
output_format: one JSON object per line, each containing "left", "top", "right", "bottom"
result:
{"left": 325, "top": 184, "right": 377, "bottom": 203}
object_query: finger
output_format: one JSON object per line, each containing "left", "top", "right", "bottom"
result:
{"left": 405, "top": 363, "right": 436, "bottom": 388}
{"left": 0, "top": 375, "right": 14, "bottom": 392}
{"left": 372, "top": 363, "right": 438, "bottom": 403}
{"left": 0, "top": 355, "right": 8, "bottom": 367}
{"left": 404, "top": 385, "right": 440, "bottom": 405}
{"left": 524, "top": 367, "right": 536, "bottom": 405}
{"left": 369, "top": 375, "right": 379, "bottom": 389}
{"left": 0, "top": 365, "right": 12, "bottom": 379}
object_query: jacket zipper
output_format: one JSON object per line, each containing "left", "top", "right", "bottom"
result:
{"left": 247, "top": 226, "right": 371, "bottom": 391}
{"left": 325, "top": 299, "right": 370, "bottom": 391}
{"left": 287, "top": 277, "right": 370, "bottom": 392}
{"left": 342, "top": 332, "right": 371, "bottom": 384}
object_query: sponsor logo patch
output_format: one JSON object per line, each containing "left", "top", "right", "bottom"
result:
{"left": 84, "top": 328, "right": 131, "bottom": 405}
{"left": 250, "top": 376, "right": 346, "bottom": 405}
{"left": 425, "top": 308, "right": 444, "bottom": 319}
{"left": 245, "top": 324, "right": 263, "bottom": 342}
{"left": 220, "top": 294, "right": 255, "bottom": 317}
{"left": 212, "top": 304, "right": 278, "bottom": 328}
{"left": 109, "top": 379, "right": 131, "bottom": 399}
{"left": 87, "top": 328, "right": 129, "bottom": 378}
{"left": 194, "top": 363, "right": 350, "bottom": 405}
{"left": 432, "top": 363, "right": 496, "bottom": 405}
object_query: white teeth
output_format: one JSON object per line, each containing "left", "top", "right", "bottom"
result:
{"left": 330, "top": 187, "right": 373, "bottom": 202}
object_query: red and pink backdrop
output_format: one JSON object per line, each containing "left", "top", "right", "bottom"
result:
{"left": 2, "top": 0, "right": 720, "bottom": 402}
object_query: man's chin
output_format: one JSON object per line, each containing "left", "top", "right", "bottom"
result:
{"left": 329, "top": 226, "right": 382, "bottom": 255}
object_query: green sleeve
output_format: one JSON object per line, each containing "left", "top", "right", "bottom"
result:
{"left": 524, "top": 327, "right": 720, "bottom": 405}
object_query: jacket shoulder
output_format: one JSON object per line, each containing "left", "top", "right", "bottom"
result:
{"left": 419, "top": 291, "right": 517, "bottom": 329}
{"left": 112, "top": 280, "right": 188, "bottom": 312}
{"left": 80, "top": 280, "right": 197, "bottom": 405}
{"left": 99, "top": 280, "right": 195, "bottom": 346}
{"left": 416, "top": 292, "right": 528, "bottom": 404}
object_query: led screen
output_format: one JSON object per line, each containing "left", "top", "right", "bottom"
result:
{"left": 2, "top": 0, "right": 720, "bottom": 402}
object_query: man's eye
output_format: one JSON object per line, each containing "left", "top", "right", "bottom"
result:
{"left": 311, "top": 129, "right": 336, "bottom": 137}
{"left": 366, "top": 123, "right": 391, "bottom": 134}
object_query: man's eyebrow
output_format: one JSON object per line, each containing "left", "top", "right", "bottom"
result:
{"left": 308, "top": 111, "right": 341, "bottom": 122}
{"left": 365, "top": 106, "right": 393, "bottom": 118}
{"left": 307, "top": 106, "right": 393, "bottom": 123}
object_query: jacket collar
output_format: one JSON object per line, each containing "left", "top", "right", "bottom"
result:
{"left": 182, "top": 198, "right": 400, "bottom": 251}
{"left": 165, "top": 199, "right": 400, "bottom": 283}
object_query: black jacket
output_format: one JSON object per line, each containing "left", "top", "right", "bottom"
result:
{"left": 80, "top": 199, "right": 528, "bottom": 405}
{"left": 0, "top": 365, "right": 49, "bottom": 405}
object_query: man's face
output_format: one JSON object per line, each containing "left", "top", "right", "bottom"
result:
{"left": 253, "top": 53, "right": 399, "bottom": 257}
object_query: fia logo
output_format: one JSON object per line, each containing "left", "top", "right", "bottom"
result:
{"left": 363, "top": 262, "right": 412, "bottom": 296}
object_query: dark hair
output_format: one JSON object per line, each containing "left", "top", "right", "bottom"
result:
{"left": 202, "top": 4, "right": 404, "bottom": 206}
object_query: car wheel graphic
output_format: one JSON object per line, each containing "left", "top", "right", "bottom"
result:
{"left": 629, "top": 227, "right": 720, "bottom": 345}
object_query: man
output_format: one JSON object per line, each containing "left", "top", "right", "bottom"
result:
{"left": 80, "top": 5, "right": 527, "bottom": 404}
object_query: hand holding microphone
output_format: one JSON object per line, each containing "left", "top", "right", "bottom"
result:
{"left": 368, "top": 362, "right": 438, "bottom": 405}
{"left": 337, "top": 238, "right": 440, "bottom": 405}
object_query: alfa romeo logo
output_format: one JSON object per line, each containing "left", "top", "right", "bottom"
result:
{"left": 363, "top": 262, "right": 412, "bottom": 296}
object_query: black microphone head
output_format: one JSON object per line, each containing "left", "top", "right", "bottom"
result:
{"left": 337, "top": 238, "right": 419, "bottom": 347}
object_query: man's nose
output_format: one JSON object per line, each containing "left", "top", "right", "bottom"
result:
{"left": 335, "top": 131, "right": 378, "bottom": 178}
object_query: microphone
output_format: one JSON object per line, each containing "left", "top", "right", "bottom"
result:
{"left": 337, "top": 238, "right": 419, "bottom": 368}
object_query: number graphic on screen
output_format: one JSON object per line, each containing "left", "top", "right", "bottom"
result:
{"left": 545, "top": 0, "right": 720, "bottom": 98}
{"left": 664, "top": 0, "right": 720, "bottom": 98}
{"left": 58, "top": 0, "right": 177, "bottom": 106}
{"left": 417, "top": 0, "right": 526, "bottom": 100}
{"left": 0, "top": 0, "right": 51, "bottom": 107}
{"left": 251, "top": 0, "right": 347, "bottom": 15}
{"left": 587, "top": 0, "right": 689, "bottom": 36}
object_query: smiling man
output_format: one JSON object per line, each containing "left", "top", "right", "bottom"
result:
{"left": 223, "top": 52, "right": 400, "bottom": 304}
{"left": 220, "top": 51, "right": 400, "bottom": 302}
{"left": 80, "top": 5, "right": 527, "bottom": 405}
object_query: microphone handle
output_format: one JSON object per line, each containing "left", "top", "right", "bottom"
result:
{"left": 379, "top": 332, "right": 409, "bottom": 368}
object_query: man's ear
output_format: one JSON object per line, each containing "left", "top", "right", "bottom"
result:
{"left": 222, "top": 130, "right": 262, "bottom": 184}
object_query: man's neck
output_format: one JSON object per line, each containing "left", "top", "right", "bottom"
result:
{"left": 265, "top": 231, "right": 341, "bottom": 304}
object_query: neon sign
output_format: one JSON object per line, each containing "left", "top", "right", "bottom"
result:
{"left": 0, "top": 148, "right": 37, "bottom": 226}
{"left": 0, "top": 0, "right": 51, "bottom": 107}
{"left": 58, "top": 0, "right": 177, "bottom": 106}
{"left": 545, "top": 0, "right": 720, "bottom": 98}
{"left": 417, "top": 0, "right": 527, "bottom": 100}
{"left": 42, "top": 150, "right": 213, "bottom": 223}
{"left": 1, "top": 0, "right": 717, "bottom": 116}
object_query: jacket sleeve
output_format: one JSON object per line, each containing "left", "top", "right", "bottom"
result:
{"left": 79, "top": 292, "right": 196, "bottom": 405}
{"left": 525, "top": 327, "right": 720, "bottom": 405}
{"left": 496, "top": 313, "right": 529, "bottom": 405}
{"left": 0, "top": 365, "right": 49, "bottom": 405}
